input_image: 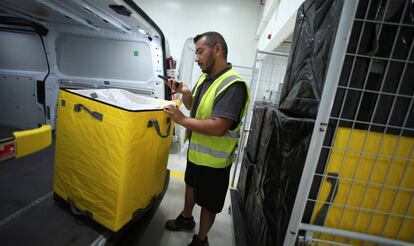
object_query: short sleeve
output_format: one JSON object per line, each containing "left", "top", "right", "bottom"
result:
{"left": 212, "top": 82, "right": 248, "bottom": 129}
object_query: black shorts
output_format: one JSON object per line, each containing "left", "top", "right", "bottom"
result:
{"left": 185, "top": 160, "right": 231, "bottom": 214}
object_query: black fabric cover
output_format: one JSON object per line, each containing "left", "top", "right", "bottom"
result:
{"left": 237, "top": 101, "right": 268, "bottom": 210}
{"left": 278, "top": 0, "right": 344, "bottom": 118}
{"left": 244, "top": 101, "right": 268, "bottom": 164}
{"left": 238, "top": 105, "right": 314, "bottom": 246}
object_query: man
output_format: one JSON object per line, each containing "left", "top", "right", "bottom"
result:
{"left": 163, "top": 31, "right": 250, "bottom": 246}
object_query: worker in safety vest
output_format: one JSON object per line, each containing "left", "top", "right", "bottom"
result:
{"left": 163, "top": 31, "right": 250, "bottom": 246}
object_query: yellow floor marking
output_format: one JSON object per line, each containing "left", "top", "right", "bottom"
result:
{"left": 170, "top": 170, "right": 185, "bottom": 179}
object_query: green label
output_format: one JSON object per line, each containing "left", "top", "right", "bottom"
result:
{"left": 133, "top": 50, "right": 139, "bottom": 57}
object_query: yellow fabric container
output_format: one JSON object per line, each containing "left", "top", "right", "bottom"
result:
{"left": 53, "top": 89, "right": 174, "bottom": 232}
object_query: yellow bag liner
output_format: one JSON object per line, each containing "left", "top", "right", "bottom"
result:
{"left": 311, "top": 127, "right": 414, "bottom": 245}
{"left": 54, "top": 89, "right": 174, "bottom": 231}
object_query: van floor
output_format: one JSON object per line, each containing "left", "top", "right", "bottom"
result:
{"left": 0, "top": 138, "right": 233, "bottom": 245}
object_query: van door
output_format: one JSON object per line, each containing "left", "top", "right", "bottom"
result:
{"left": 0, "top": 30, "right": 48, "bottom": 129}
{"left": 175, "top": 37, "right": 201, "bottom": 154}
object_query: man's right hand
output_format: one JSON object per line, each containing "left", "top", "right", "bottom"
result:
{"left": 164, "top": 78, "right": 190, "bottom": 95}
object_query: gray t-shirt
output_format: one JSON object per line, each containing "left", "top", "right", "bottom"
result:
{"left": 190, "top": 66, "right": 248, "bottom": 131}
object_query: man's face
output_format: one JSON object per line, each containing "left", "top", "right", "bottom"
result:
{"left": 195, "top": 37, "right": 216, "bottom": 74}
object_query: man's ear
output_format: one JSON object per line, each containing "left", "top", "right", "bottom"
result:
{"left": 214, "top": 43, "right": 222, "bottom": 57}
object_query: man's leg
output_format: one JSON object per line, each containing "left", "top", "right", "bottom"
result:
{"left": 182, "top": 184, "right": 195, "bottom": 217}
{"left": 165, "top": 164, "right": 196, "bottom": 231}
{"left": 197, "top": 207, "right": 216, "bottom": 241}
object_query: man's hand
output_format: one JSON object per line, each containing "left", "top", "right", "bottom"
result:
{"left": 163, "top": 105, "right": 186, "bottom": 125}
{"left": 162, "top": 77, "right": 193, "bottom": 110}
{"left": 163, "top": 105, "right": 235, "bottom": 136}
{"left": 163, "top": 78, "right": 191, "bottom": 95}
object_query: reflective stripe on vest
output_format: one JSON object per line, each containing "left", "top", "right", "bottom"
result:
{"left": 215, "top": 74, "right": 240, "bottom": 97}
{"left": 189, "top": 143, "right": 233, "bottom": 159}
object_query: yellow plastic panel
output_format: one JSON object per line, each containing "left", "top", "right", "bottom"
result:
{"left": 13, "top": 125, "right": 52, "bottom": 158}
{"left": 312, "top": 127, "right": 414, "bottom": 245}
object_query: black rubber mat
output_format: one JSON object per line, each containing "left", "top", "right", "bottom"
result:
{"left": 0, "top": 195, "right": 101, "bottom": 246}
{"left": 0, "top": 136, "right": 169, "bottom": 245}
{"left": 0, "top": 139, "right": 102, "bottom": 245}
{"left": 0, "top": 140, "right": 54, "bottom": 219}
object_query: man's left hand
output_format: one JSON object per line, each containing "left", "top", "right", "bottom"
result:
{"left": 163, "top": 105, "right": 186, "bottom": 125}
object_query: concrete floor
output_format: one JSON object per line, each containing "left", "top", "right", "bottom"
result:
{"left": 134, "top": 145, "right": 234, "bottom": 246}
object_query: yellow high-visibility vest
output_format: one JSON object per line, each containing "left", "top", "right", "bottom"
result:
{"left": 188, "top": 69, "right": 250, "bottom": 168}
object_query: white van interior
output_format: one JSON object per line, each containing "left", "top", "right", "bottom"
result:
{"left": 0, "top": 0, "right": 169, "bottom": 131}
{"left": 0, "top": 1, "right": 172, "bottom": 244}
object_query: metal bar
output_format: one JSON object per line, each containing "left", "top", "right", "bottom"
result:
{"left": 306, "top": 198, "right": 414, "bottom": 220}
{"left": 283, "top": 1, "right": 359, "bottom": 245}
{"left": 230, "top": 49, "right": 260, "bottom": 188}
{"left": 230, "top": 113, "right": 249, "bottom": 188}
{"left": 319, "top": 146, "right": 414, "bottom": 162}
{"left": 326, "top": 117, "right": 414, "bottom": 132}
{"left": 336, "top": 86, "right": 414, "bottom": 99}
{"left": 299, "top": 223, "right": 414, "bottom": 246}
{"left": 257, "top": 50, "right": 290, "bottom": 57}
{"left": 354, "top": 18, "right": 414, "bottom": 28}
{"left": 308, "top": 237, "right": 353, "bottom": 246}
{"left": 345, "top": 53, "right": 414, "bottom": 64}
{"left": 232, "top": 65, "right": 254, "bottom": 70}
{"left": 313, "top": 173, "right": 414, "bottom": 194}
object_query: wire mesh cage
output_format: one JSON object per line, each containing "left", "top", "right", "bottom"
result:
{"left": 287, "top": 0, "right": 414, "bottom": 245}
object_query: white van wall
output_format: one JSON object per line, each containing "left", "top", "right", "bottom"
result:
{"left": 134, "top": 0, "right": 263, "bottom": 68}
{"left": 0, "top": 30, "right": 48, "bottom": 129}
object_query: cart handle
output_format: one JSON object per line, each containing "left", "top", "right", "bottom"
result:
{"left": 147, "top": 117, "right": 171, "bottom": 138}
{"left": 73, "top": 103, "right": 103, "bottom": 121}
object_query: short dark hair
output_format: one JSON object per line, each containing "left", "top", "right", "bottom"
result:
{"left": 194, "top": 32, "right": 228, "bottom": 59}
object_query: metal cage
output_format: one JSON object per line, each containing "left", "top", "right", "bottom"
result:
{"left": 286, "top": 0, "right": 414, "bottom": 245}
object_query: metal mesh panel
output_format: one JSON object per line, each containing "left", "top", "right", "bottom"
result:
{"left": 304, "top": 0, "right": 414, "bottom": 245}
{"left": 231, "top": 51, "right": 289, "bottom": 188}
{"left": 254, "top": 54, "right": 288, "bottom": 104}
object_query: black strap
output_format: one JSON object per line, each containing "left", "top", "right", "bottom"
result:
{"left": 73, "top": 104, "right": 103, "bottom": 121}
{"left": 68, "top": 199, "right": 93, "bottom": 218}
{"left": 314, "top": 172, "right": 339, "bottom": 226}
{"left": 147, "top": 118, "right": 171, "bottom": 138}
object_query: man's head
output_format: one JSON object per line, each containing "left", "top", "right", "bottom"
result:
{"left": 193, "top": 32, "right": 228, "bottom": 75}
